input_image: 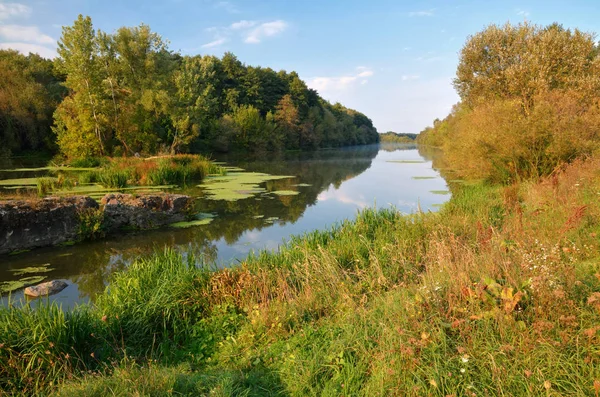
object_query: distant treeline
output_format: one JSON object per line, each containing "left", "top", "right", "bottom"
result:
{"left": 418, "top": 22, "right": 600, "bottom": 183}
{"left": 0, "top": 15, "right": 379, "bottom": 159}
{"left": 379, "top": 131, "right": 417, "bottom": 143}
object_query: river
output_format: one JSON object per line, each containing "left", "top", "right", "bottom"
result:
{"left": 0, "top": 143, "right": 448, "bottom": 308}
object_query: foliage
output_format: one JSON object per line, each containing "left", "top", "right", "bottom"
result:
{"left": 0, "top": 50, "right": 65, "bottom": 155}
{"left": 454, "top": 22, "right": 600, "bottom": 110}
{"left": 419, "top": 21, "right": 600, "bottom": 183}
{"left": 379, "top": 131, "right": 417, "bottom": 143}
{"left": 78, "top": 207, "right": 106, "bottom": 240}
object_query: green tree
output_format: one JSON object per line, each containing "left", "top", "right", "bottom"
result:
{"left": 54, "top": 14, "right": 107, "bottom": 157}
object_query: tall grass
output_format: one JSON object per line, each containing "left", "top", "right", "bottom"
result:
{"left": 2, "top": 156, "right": 600, "bottom": 395}
{"left": 98, "top": 169, "right": 130, "bottom": 188}
{"left": 36, "top": 177, "right": 56, "bottom": 197}
{"left": 102, "top": 154, "right": 225, "bottom": 187}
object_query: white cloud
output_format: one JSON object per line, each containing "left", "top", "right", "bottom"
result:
{"left": 244, "top": 20, "right": 287, "bottom": 44}
{"left": 401, "top": 75, "right": 420, "bottom": 81}
{"left": 306, "top": 67, "right": 375, "bottom": 93}
{"left": 201, "top": 37, "right": 227, "bottom": 48}
{"left": 230, "top": 20, "right": 256, "bottom": 30}
{"left": 409, "top": 9, "right": 434, "bottom": 17}
{"left": 0, "top": 3, "right": 31, "bottom": 20}
{"left": 0, "top": 42, "right": 56, "bottom": 58}
{"left": 0, "top": 25, "right": 54, "bottom": 44}
{"left": 516, "top": 9, "right": 530, "bottom": 17}
{"left": 403, "top": 47, "right": 411, "bottom": 51}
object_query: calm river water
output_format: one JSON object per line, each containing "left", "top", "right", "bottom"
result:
{"left": 0, "top": 144, "right": 448, "bottom": 308}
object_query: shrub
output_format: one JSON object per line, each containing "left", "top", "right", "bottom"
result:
{"left": 443, "top": 91, "right": 600, "bottom": 183}
{"left": 69, "top": 157, "right": 106, "bottom": 168}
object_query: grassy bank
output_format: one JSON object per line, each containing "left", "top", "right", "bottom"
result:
{"left": 0, "top": 154, "right": 225, "bottom": 200}
{"left": 2, "top": 157, "right": 600, "bottom": 395}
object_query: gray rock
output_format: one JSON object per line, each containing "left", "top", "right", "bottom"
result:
{"left": 0, "top": 196, "right": 98, "bottom": 254}
{"left": 101, "top": 193, "right": 192, "bottom": 230}
{"left": 24, "top": 280, "right": 68, "bottom": 297}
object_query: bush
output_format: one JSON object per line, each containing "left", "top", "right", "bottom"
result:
{"left": 69, "top": 157, "right": 106, "bottom": 168}
{"left": 443, "top": 91, "right": 600, "bottom": 183}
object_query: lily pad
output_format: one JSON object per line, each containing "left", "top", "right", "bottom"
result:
{"left": 170, "top": 218, "right": 213, "bottom": 228}
{"left": 0, "top": 177, "right": 50, "bottom": 186}
{"left": 0, "top": 166, "right": 98, "bottom": 172}
{"left": 430, "top": 190, "right": 451, "bottom": 195}
{"left": 0, "top": 276, "right": 46, "bottom": 294}
{"left": 293, "top": 183, "right": 312, "bottom": 187}
{"left": 11, "top": 264, "right": 53, "bottom": 276}
{"left": 271, "top": 190, "right": 299, "bottom": 196}
{"left": 199, "top": 172, "right": 296, "bottom": 201}
{"left": 253, "top": 215, "right": 264, "bottom": 219}
{"left": 170, "top": 212, "right": 215, "bottom": 228}
{"left": 412, "top": 176, "right": 436, "bottom": 180}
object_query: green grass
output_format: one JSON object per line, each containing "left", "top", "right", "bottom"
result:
{"left": 2, "top": 158, "right": 600, "bottom": 396}
{"left": 98, "top": 169, "right": 130, "bottom": 188}
{"left": 36, "top": 177, "right": 57, "bottom": 196}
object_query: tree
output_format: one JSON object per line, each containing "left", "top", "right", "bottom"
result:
{"left": 454, "top": 22, "right": 598, "bottom": 112}
{"left": 54, "top": 14, "right": 106, "bottom": 157}
{"left": 274, "top": 94, "right": 300, "bottom": 149}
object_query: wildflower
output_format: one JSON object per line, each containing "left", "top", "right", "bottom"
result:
{"left": 460, "top": 368, "right": 466, "bottom": 373}
{"left": 461, "top": 354, "right": 469, "bottom": 363}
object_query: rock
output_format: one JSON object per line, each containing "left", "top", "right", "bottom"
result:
{"left": 0, "top": 196, "right": 98, "bottom": 255}
{"left": 101, "top": 193, "right": 192, "bottom": 231}
{"left": 24, "top": 280, "right": 68, "bottom": 297}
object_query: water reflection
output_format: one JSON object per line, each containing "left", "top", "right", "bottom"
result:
{"left": 1, "top": 144, "right": 449, "bottom": 308}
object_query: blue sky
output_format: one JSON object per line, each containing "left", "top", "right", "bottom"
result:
{"left": 1, "top": 0, "right": 599, "bottom": 133}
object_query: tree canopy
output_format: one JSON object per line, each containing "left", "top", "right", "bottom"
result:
{"left": 419, "top": 22, "right": 600, "bottom": 183}
{"left": 0, "top": 15, "right": 379, "bottom": 158}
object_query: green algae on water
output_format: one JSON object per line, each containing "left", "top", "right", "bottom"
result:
{"left": 430, "top": 190, "right": 451, "bottom": 195}
{"left": 412, "top": 176, "right": 436, "bottom": 180}
{"left": 170, "top": 218, "right": 213, "bottom": 228}
{"left": 0, "top": 177, "right": 51, "bottom": 187}
{"left": 271, "top": 190, "right": 299, "bottom": 196}
{"left": 10, "top": 264, "right": 53, "bottom": 276}
{"left": 199, "top": 172, "right": 295, "bottom": 201}
{"left": 170, "top": 212, "right": 215, "bottom": 228}
{"left": 0, "top": 276, "right": 46, "bottom": 294}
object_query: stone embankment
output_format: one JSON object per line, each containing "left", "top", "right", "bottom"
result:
{"left": 0, "top": 193, "right": 192, "bottom": 254}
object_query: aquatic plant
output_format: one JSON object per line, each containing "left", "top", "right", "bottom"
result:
{"left": 36, "top": 177, "right": 57, "bottom": 197}
{"left": 98, "top": 169, "right": 130, "bottom": 188}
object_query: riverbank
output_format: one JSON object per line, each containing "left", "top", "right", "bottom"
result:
{"left": 1, "top": 155, "right": 599, "bottom": 395}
